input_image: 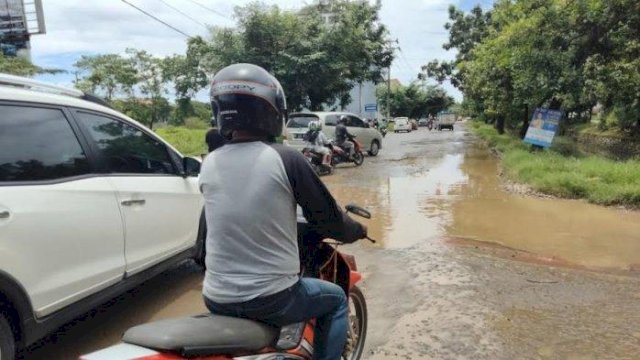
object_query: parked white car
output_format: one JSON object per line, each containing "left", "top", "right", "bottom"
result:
{"left": 0, "top": 74, "right": 205, "bottom": 358}
{"left": 393, "top": 117, "right": 411, "bottom": 133}
{"left": 285, "top": 112, "right": 383, "bottom": 156}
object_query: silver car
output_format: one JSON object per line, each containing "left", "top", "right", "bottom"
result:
{"left": 285, "top": 112, "right": 383, "bottom": 156}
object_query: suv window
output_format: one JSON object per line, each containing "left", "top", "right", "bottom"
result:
{"left": 77, "top": 112, "right": 175, "bottom": 175}
{"left": 324, "top": 115, "right": 339, "bottom": 126}
{"left": 347, "top": 116, "right": 365, "bottom": 128}
{"left": 0, "top": 105, "right": 90, "bottom": 182}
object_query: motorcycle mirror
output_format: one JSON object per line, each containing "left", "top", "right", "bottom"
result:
{"left": 345, "top": 204, "right": 371, "bottom": 219}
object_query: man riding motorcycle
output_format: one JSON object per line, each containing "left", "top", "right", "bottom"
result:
{"left": 335, "top": 115, "right": 355, "bottom": 159}
{"left": 304, "top": 120, "right": 332, "bottom": 171}
{"left": 199, "top": 63, "right": 367, "bottom": 360}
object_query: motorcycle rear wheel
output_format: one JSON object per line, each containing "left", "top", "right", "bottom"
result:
{"left": 353, "top": 152, "right": 365, "bottom": 166}
{"left": 343, "top": 286, "right": 367, "bottom": 360}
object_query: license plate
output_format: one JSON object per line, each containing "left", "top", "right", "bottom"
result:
{"left": 294, "top": 133, "right": 305, "bottom": 139}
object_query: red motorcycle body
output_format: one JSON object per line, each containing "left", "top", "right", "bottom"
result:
{"left": 81, "top": 246, "right": 365, "bottom": 360}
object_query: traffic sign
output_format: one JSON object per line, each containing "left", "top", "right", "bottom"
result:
{"left": 364, "top": 104, "right": 377, "bottom": 112}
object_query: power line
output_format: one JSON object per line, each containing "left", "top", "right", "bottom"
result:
{"left": 397, "top": 48, "right": 417, "bottom": 76}
{"left": 184, "top": 0, "right": 230, "bottom": 20}
{"left": 120, "top": 0, "right": 193, "bottom": 38}
{"left": 157, "top": 0, "right": 208, "bottom": 29}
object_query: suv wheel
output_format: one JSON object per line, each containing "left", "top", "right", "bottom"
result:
{"left": 368, "top": 140, "right": 380, "bottom": 157}
{"left": 0, "top": 313, "right": 15, "bottom": 360}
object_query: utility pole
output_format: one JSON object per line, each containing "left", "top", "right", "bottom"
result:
{"left": 385, "top": 38, "right": 398, "bottom": 119}
{"left": 359, "top": 82, "right": 363, "bottom": 117}
{"left": 386, "top": 66, "right": 391, "bottom": 119}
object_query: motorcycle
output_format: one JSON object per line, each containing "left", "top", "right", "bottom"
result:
{"left": 81, "top": 204, "right": 375, "bottom": 360}
{"left": 330, "top": 135, "right": 365, "bottom": 167}
{"left": 302, "top": 146, "right": 332, "bottom": 176}
{"left": 379, "top": 126, "right": 388, "bottom": 138}
{"left": 426, "top": 118, "right": 434, "bottom": 131}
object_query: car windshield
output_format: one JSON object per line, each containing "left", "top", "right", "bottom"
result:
{"left": 287, "top": 115, "right": 318, "bottom": 128}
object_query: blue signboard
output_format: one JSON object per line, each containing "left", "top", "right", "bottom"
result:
{"left": 524, "top": 108, "right": 562, "bottom": 148}
{"left": 364, "top": 104, "right": 377, "bottom": 112}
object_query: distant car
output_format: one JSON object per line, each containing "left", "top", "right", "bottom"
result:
{"left": 418, "top": 118, "right": 429, "bottom": 127}
{"left": 393, "top": 117, "right": 411, "bottom": 133}
{"left": 285, "top": 112, "right": 383, "bottom": 156}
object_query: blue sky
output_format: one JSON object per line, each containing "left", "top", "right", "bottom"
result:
{"left": 31, "top": 0, "right": 493, "bottom": 102}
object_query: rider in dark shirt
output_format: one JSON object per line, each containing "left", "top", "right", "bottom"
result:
{"left": 205, "top": 119, "right": 227, "bottom": 152}
{"left": 335, "top": 116, "right": 355, "bottom": 158}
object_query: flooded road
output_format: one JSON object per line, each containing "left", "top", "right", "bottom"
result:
{"left": 27, "top": 123, "right": 640, "bottom": 359}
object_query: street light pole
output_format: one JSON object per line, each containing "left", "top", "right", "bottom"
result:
{"left": 384, "top": 38, "right": 398, "bottom": 120}
{"left": 386, "top": 65, "right": 391, "bottom": 119}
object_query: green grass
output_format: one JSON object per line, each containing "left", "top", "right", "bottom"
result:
{"left": 470, "top": 122, "right": 640, "bottom": 207}
{"left": 155, "top": 126, "right": 286, "bottom": 156}
{"left": 156, "top": 126, "right": 208, "bottom": 156}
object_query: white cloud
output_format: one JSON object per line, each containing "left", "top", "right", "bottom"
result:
{"left": 379, "top": 0, "right": 461, "bottom": 99}
{"left": 31, "top": 0, "right": 464, "bottom": 100}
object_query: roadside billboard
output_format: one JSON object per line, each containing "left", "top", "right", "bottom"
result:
{"left": 524, "top": 108, "right": 562, "bottom": 148}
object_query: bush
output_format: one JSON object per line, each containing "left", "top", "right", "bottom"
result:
{"left": 472, "top": 120, "right": 640, "bottom": 207}
{"left": 156, "top": 126, "right": 208, "bottom": 156}
{"left": 550, "top": 136, "right": 582, "bottom": 157}
{"left": 183, "top": 117, "right": 209, "bottom": 130}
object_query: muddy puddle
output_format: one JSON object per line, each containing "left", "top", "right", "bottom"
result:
{"left": 324, "top": 153, "right": 467, "bottom": 249}
{"left": 449, "top": 146, "right": 640, "bottom": 272}
{"left": 325, "top": 135, "right": 640, "bottom": 273}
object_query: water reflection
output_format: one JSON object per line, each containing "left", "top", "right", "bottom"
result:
{"left": 324, "top": 154, "right": 468, "bottom": 248}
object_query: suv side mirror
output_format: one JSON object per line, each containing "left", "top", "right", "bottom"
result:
{"left": 182, "top": 157, "right": 201, "bottom": 177}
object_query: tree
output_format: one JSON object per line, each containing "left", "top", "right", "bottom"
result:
{"left": 74, "top": 54, "right": 137, "bottom": 100}
{"left": 126, "top": 49, "right": 169, "bottom": 129}
{"left": 377, "top": 83, "right": 453, "bottom": 118}
{"left": 163, "top": 37, "right": 212, "bottom": 121}
{"left": 420, "top": 5, "right": 492, "bottom": 90}
{"left": 424, "top": 0, "right": 640, "bottom": 134}
{"left": 0, "top": 53, "right": 63, "bottom": 76}
{"left": 199, "top": 1, "right": 393, "bottom": 111}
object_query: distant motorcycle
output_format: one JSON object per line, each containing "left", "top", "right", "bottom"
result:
{"left": 379, "top": 127, "right": 388, "bottom": 138}
{"left": 426, "top": 118, "right": 434, "bottom": 131}
{"left": 330, "top": 135, "right": 365, "bottom": 167}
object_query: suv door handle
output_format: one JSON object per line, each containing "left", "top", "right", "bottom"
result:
{"left": 121, "top": 199, "right": 146, "bottom": 206}
{"left": 0, "top": 211, "right": 9, "bottom": 219}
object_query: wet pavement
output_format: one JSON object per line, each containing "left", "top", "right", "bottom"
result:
{"left": 26, "top": 123, "right": 640, "bottom": 359}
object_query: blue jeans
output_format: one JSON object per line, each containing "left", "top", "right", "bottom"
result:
{"left": 204, "top": 278, "right": 348, "bottom": 360}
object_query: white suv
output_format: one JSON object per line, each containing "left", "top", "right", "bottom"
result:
{"left": 0, "top": 75, "right": 205, "bottom": 358}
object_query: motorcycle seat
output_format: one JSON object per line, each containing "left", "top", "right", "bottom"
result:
{"left": 122, "top": 313, "right": 279, "bottom": 357}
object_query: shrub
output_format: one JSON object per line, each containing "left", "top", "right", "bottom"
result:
{"left": 156, "top": 126, "right": 208, "bottom": 156}
{"left": 550, "top": 136, "right": 582, "bottom": 157}
{"left": 183, "top": 116, "right": 209, "bottom": 130}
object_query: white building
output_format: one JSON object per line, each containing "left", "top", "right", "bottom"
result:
{"left": 0, "top": 0, "right": 46, "bottom": 59}
{"left": 316, "top": 0, "right": 382, "bottom": 119}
